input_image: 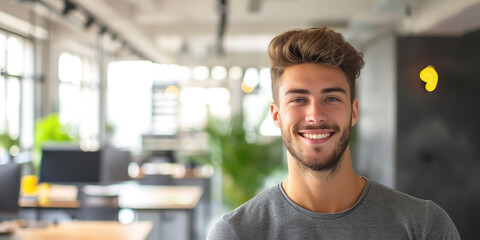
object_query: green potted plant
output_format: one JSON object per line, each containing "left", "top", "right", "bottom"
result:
{"left": 0, "top": 132, "right": 20, "bottom": 161}
{"left": 203, "top": 114, "right": 285, "bottom": 209}
{"left": 33, "top": 113, "right": 76, "bottom": 174}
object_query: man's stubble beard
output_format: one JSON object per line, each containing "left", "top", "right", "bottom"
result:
{"left": 280, "top": 115, "right": 352, "bottom": 174}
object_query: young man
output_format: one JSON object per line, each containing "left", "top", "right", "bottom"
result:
{"left": 207, "top": 27, "right": 460, "bottom": 239}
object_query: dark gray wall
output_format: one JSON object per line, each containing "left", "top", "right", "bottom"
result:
{"left": 396, "top": 30, "right": 480, "bottom": 239}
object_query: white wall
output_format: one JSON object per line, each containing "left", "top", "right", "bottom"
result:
{"left": 356, "top": 34, "right": 397, "bottom": 188}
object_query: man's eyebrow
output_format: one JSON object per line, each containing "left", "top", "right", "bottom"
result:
{"left": 284, "top": 87, "right": 347, "bottom": 95}
{"left": 321, "top": 87, "right": 347, "bottom": 95}
{"left": 284, "top": 89, "right": 309, "bottom": 95}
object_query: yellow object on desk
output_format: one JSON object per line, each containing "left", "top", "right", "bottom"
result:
{"left": 19, "top": 184, "right": 80, "bottom": 208}
{"left": 21, "top": 175, "right": 38, "bottom": 197}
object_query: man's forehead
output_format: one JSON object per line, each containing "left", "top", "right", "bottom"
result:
{"left": 278, "top": 64, "right": 349, "bottom": 88}
{"left": 278, "top": 77, "right": 350, "bottom": 95}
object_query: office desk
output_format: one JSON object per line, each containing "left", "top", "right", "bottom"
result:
{"left": 17, "top": 184, "right": 203, "bottom": 240}
{"left": 3, "top": 221, "right": 152, "bottom": 240}
{"left": 19, "top": 198, "right": 80, "bottom": 208}
{"left": 118, "top": 185, "right": 202, "bottom": 209}
{"left": 118, "top": 185, "right": 203, "bottom": 240}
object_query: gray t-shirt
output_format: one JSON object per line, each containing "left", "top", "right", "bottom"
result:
{"left": 207, "top": 179, "right": 460, "bottom": 239}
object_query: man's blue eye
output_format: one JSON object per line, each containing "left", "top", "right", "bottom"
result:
{"left": 327, "top": 97, "right": 339, "bottom": 102}
{"left": 292, "top": 98, "right": 304, "bottom": 103}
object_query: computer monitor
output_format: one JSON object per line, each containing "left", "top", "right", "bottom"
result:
{"left": 100, "top": 147, "right": 131, "bottom": 184}
{"left": 0, "top": 163, "right": 21, "bottom": 214}
{"left": 39, "top": 147, "right": 101, "bottom": 183}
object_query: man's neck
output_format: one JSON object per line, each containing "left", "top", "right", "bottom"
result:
{"left": 281, "top": 148, "right": 366, "bottom": 213}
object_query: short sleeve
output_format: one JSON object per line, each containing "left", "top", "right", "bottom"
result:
{"left": 207, "top": 217, "right": 240, "bottom": 240}
{"left": 426, "top": 201, "right": 461, "bottom": 240}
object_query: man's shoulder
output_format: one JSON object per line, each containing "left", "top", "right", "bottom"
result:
{"left": 365, "top": 180, "right": 444, "bottom": 221}
{"left": 222, "top": 184, "right": 283, "bottom": 223}
{"left": 368, "top": 180, "right": 431, "bottom": 208}
{"left": 207, "top": 184, "right": 284, "bottom": 240}
{"left": 365, "top": 180, "right": 460, "bottom": 239}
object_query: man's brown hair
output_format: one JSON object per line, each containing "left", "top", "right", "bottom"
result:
{"left": 268, "top": 26, "right": 364, "bottom": 103}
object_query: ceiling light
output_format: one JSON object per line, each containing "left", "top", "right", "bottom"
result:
{"left": 177, "top": 66, "right": 190, "bottom": 81}
{"left": 228, "top": 66, "right": 243, "bottom": 80}
{"left": 193, "top": 66, "right": 209, "bottom": 81}
{"left": 243, "top": 68, "right": 259, "bottom": 88}
{"left": 259, "top": 67, "right": 271, "bottom": 89}
{"left": 211, "top": 66, "right": 227, "bottom": 80}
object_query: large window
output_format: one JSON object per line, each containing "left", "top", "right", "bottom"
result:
{"left": 107, "top": 61, "right": 153, "bottom": 152}
{"left": 106, "top": 61, "right": 282, "bottom": 154}
{"left": 0, "top": 30, "right": 34, "bottom": 161}
{"left": 242, "top": 67, "right": 280, "bottom": 137}
{"left": 57, "top": 52, "right": 99, "bottom": 150}
{"left": 179, "top": 87, "right": 230, "bottom": 131}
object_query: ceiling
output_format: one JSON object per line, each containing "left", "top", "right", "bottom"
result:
{"left": 46, "top": 0, "right": 480, "bottom": 67}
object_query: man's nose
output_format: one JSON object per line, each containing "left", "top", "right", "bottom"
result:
{"left": 305, "top": 101, "right": 326, "bottom": 123}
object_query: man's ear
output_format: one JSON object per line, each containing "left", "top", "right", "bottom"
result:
{"left": 270, "top": 103, "right": 280, "bottom": 128}
{"left": 351, "top": 99, "right": 359, "bottom": 127}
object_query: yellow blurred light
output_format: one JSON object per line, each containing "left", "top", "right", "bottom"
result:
{"left": 165, "top": 85, "right": 180, "bottom": 98}
{"left": 420, "top": 65, "right": 438, "bottom": 92}
{"left": 38, "top": 183, "right": 51, "bottom": 206}
{"left": 241, "top": 81, "right": 255, "bottom": 93}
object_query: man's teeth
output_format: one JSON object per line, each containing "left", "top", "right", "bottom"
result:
{"left": 303, "top": 133, "right": 330, "bottom": 140}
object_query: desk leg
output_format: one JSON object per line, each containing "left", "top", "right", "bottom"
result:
{"left": 188, "top": 208, "right": 195, "bottom": 240}
{"left": 35, "top": 207, "right": 41, "bottom": 221}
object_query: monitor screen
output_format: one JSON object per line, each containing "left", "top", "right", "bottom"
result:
{"left": 39, "top": 148, "right": 101, "bottom": 183}
{"left": 100, "top": 147, "right": 131, "bottom": 184}
{"left": 0, "top": 163, "right": 21, "bottom": 214}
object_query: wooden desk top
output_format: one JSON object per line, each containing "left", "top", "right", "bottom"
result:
{"left": 19, "top": 198, "right": 80, "bottom": 208}
{"left": 10, "top": 221, "right": 152, "bottom": 240}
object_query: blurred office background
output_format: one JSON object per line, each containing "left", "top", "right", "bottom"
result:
{"left": 0, "top": 0, "right": 479, "bottom": 239}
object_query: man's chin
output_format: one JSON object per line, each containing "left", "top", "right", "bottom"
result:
{"left": 304, "top": 163, "right": 341, "bottom": 172}
{"left": 295, "top": 155, "right": 342, "bottom": 172}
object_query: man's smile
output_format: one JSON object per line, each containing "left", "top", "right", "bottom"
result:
{"left": 297, "top": 130, "right": 335, "bottom": 141}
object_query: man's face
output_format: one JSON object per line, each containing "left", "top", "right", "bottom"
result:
{"left": 271, "top": 63, "right": 359, "bottom": 172}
